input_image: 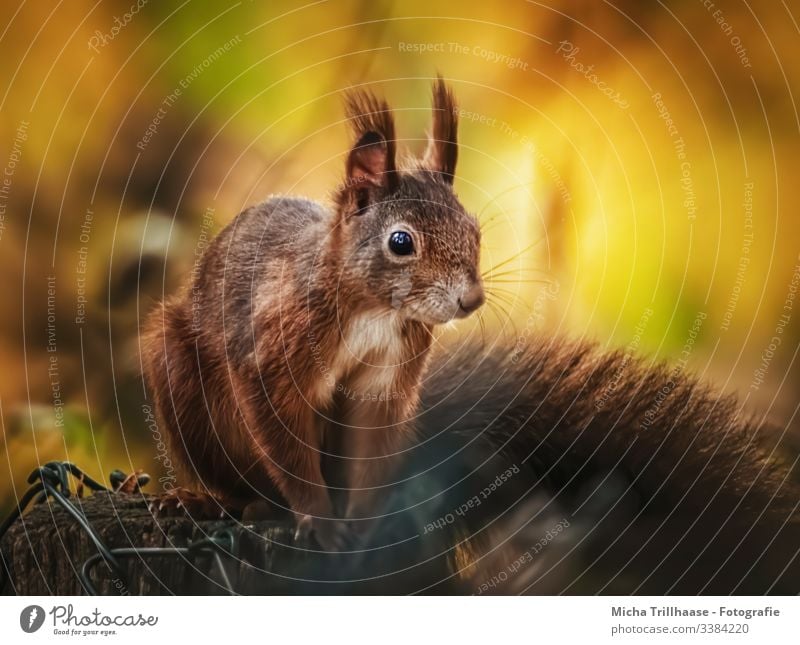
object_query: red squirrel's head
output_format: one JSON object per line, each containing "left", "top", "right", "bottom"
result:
{"left": 334, "top": 78, "right": 484, "bottom": 326}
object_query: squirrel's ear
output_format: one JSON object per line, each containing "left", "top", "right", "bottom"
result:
{"left": 423, "top": 76, "right": 458, "bottom": 184}
{"left": 347, "top": 131, "right": 392, "bottom": 188}
{"left": 344, "top": 89, "right": 397, "bottom": 192}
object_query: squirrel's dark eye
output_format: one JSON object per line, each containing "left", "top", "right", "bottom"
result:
{"left": 388, "top": 230, "right": 414, "bottom": 256}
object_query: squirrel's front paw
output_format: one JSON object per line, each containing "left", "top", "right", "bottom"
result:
{"left": 294, "top": 514, "right": 358, "bottom": 552}
{"left": 148, "top": 487, "right": 226, "bottom": 520}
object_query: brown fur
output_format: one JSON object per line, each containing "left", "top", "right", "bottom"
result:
{"left": 220, "top": 336, "right": 800, "bottom": 593}
{"left": 139, "top": 77, "right": 800, "bottom": 589}
{"left": 410, "top": 337, "right": 800, "bottom": 594}
{"left": 422, "top": 76, "right": 459, "bottom": 183}
{"left": 141, "top": 81, "right": 483, "bottom": 549}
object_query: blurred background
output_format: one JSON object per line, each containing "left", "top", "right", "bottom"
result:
{"left": 1, "top": 0, "right": 799, "bottom": 511}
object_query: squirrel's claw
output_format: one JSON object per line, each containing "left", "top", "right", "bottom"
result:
{"left": 147, "top": 488, "right": 226, "bottom": 520}
{"left": 294, "top": 514, "right": 359, "bottom": 552}
{"left": 293, "top": 514, "right": 314, "bottom": 547}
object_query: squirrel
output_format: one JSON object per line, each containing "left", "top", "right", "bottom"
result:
{"left": 141, "top": 78, "right": 484, "bottom": 550}
{"left": 142, "top": 80, "right": 800, "bottom": 590}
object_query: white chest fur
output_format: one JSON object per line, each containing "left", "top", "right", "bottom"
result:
{"left": 328, "top": 311, "right": 403, "bottom": 398}
{"left": 307, "top": 311, "right": 405, "bottom": 407}
{"left": 342, "top": 311, "right": 402, "bottom": 363}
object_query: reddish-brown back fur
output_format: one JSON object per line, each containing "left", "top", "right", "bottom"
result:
{"left": 140, "top": 80, "right": 483, "bottom": 549}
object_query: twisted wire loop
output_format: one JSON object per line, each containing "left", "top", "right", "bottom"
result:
{"left": 79, "top": 529, "right": 238, "bottom": 595}
{"left": 0, "top": 461, "right": 238, "bottom": 596}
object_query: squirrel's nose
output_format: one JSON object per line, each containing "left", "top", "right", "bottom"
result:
{"left": 457, "top": 282, "right": 485, "bottom": 317}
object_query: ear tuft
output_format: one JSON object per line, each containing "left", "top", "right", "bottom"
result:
{"left": 343, "top": 88, "right": 397, "bottom": 190}
{"left": 423, "top": 75, "right": 458, "bottom": 183}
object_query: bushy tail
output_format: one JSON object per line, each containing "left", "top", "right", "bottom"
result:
{"left": 407, "top": 337, "right": 800, "bottom": 594}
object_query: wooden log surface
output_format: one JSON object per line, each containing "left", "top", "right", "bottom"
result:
{"left": 0, "top": 490, "right": 461, "bottom": 595}
{"left": 0, "top": 492, "right": 326, "bottom": 595}
{"left": 5, "top": 474, "right": 800, "bottom": 595}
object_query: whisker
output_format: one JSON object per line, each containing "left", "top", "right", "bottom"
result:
{"left": 484, "top": 298, "right": 520, "bottom": 340}
{"left": 484, "top": 278, "right": 551, "bottom": 285}
{"left": 481, "top": 238, "right": 546, "bottom": 278}
{"left": 477, "top": 310, "right": 487, "bottom": 347}
{"left": 480, "top": 219, "right": 504, "bottom": 236}
{"left": 485, "top": 287, "right": 520, "bottom": 304}
{"left": 479, "top": 210, "right": 530, "bottom": 235}
{"left": 421, "top": 323, "right": 447, "bottom": 350}
{"left": 479, "top": 207, "right": 537, "bottom": 234}
{"left": 485, "top": 296, "right": 513, "bottom": 327}
{"left": 485, "top": 266, "right": 551, "bottom": 275}
{"left": 486, "top": 293, "right": 519, "bottom": 314}
{"left": 479, "top": 211, "right": 504, "bottom": 231}
{"left": 485, "top": 288, "right": 533, "bottom": 311}
{"left": 483, "top": 268, "right": 552, "bottom": 282}
{"left": 483, "top": 299, "right": 502, "bottom": 326}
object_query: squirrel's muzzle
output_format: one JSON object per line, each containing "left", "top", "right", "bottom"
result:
{"left": 456, "top": 282, "right": 485, "bottom": 317}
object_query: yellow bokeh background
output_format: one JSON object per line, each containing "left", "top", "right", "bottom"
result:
{"left": 1, "top": 1, "right": 799, "bottom": 508}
